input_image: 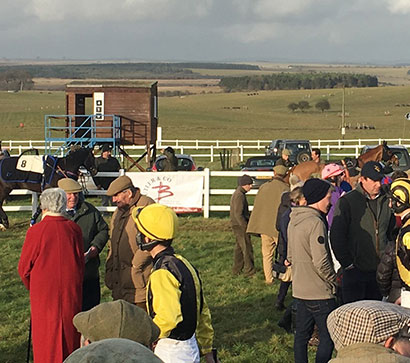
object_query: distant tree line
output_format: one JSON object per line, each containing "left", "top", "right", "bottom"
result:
{"left": 0, "top": 62, "right": 259, "bottom": 80}
{"left": 219, "top": 72, "right": 378, "bottom": 91}
{"left": 0, "top": 70, "right": 34, "bottom": 91}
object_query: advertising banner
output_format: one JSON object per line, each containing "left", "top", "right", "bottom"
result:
{"left": 127, "top": 172, "right": 204, "bottom": 213}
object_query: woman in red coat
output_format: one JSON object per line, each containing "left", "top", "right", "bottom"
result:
{"left": 18, "top": 188, "right": 84, "bottom": 363}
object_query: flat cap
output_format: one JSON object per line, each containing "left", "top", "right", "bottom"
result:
{"left": 273, "top": 165, "right": 288, "bottom": 176}
{"left": 64, "top": 338, "right": 163, "bottom": 363}
{"left": 106, "top": 175, "right": 133, "bottom": 196}
{"left": 327, "top": 300, "right": 410, "bottom": 351}
{"left": 58, "top": 178, "right": 82, "bottom": 193}
{"left": 73, "top": 300, "right": 159, "bottom": 347}
{"left": 282, "top": 148, "right": 291, "bottom": 156}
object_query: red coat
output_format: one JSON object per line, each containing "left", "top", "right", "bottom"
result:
{"left": 18, "top": 215, "right": 84, "bottom": 363}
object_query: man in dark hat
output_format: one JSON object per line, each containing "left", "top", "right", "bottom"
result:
{"left": 94, "top": 144, "right": 121, "bottom": 208}
{"left": 330, "top": 161, "right": 395, "bottom": 303}
{"left": 288, "top": 178, "right": 337, "bottom": 363}
{"left": 230, "top": 174, "right": 255, "bottom": 277}
{"left": 162, "top": 146, "right": 178, "bottom": 171}
{"left": 104, "top": 175, "right": 155, "bottom": 310}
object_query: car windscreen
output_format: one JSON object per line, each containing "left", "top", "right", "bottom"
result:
{"left": 248, "top": 158, "right": 277, "bottom": 167}
{"left": 286, "top": 143, "right": 309, "bottom": 155}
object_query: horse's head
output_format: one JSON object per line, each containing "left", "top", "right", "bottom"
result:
{"left": 66, "top": 147, "right": 97, "bottom": 176}
{"left": 381, "top": 142, "right": 399, "bottom": 166}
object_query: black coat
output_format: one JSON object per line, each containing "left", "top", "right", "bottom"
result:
{"left": 376, "top": 240, "right": 401, "bottom": 302}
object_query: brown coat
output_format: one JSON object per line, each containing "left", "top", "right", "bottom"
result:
{"left": 246, "top": 177, "right": 289, "bottom": 238}
{"left": 105, "top": 190, "right": 155, "bottom": 304}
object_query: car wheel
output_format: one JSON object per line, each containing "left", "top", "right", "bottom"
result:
{"left": 296, "top": 152, "right": 311, "bottom": 164}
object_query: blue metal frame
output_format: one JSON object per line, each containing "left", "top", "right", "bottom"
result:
{"left": 44, "top": 114, "right": 121, "bottom": 156}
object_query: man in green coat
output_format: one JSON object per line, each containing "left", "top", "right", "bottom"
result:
{"left": 58, "top": 178, "right": 109, "bottom": 311}
{"left": 230, "top": 174, "right": 255, "bottom": 276}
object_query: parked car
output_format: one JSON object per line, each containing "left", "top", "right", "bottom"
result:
{"left": 265, "top": 139, "right": 312, "bottom": 164}
{"left": 149, "top": 154, "right": 201, "bottom": 171}
{"left": 360, "top": 145, "right": 410, "bottom": 172}
{"left": 240, "top": 155, "right": 279, "bottom": 188}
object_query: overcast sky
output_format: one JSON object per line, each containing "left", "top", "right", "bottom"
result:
{"left": 1, "top": 0, "right": 410, "bottom": 64}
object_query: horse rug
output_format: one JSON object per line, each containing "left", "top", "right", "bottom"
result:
{"left": 0, "top": 156, "right": 45, "bottom": 183}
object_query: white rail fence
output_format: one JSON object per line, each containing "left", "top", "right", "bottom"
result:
{"left": 5, "top": 170, "right": 267, "bottom": 218}
{"left": 2, "top": 138, "right": 410, "bottom": 162}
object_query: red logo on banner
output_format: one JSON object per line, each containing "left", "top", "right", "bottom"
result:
{"left": 152, "top": 181, "right": 174, "bottom": 202}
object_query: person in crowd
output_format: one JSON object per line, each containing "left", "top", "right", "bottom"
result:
{"left": 18, "top": 188, "right": 84, "bottom": 363}
{"left": 247, "top": 165, "right": 290, "bottom": 284}
{"left": 131, "top": 203, "right": 218, "bottom": 363}
{"left": 162, "top": 146, "right": 178, "bottom": 171}
{"left": 105, "top": 175, "right": 155, "bottom": 310}
{"left": 276, "top": 148, "right": 293, "bottom": 167}
{"left": 72, "top": 299, "right": 159, "bottom": 348}
{"left": 377, "top": 240, "right": 402, "bottom": 303}
{"left": 64, "top": 338, "right": 163, "bottom": 363}
{"left": 58, "top": 178, "right": 109, "bottom": 311}
{"left": 387, "top": 178, "right": 410, "bottom": 306}
{"left": 327, "top": 300, "right": 410, "bottom": 362}
{"left": 94, "top": 143, "right": 121, "bottom": 208}
{"left": 288, "top": 178, "right": 337, "bottom": 363}
{"left": 321, "top": 163, "right": 346, "bottom": 228}
{"left": 311, "top": 148, "right": 321, "bottom": 164}
{"left": 230, "top": 174, "right": 255, "bottom": 276}
{"left": 275, "top": 186, "right": 306, "bottom": 311}
{"left": 330, "top": 161, "right": 395, "bottom": 303}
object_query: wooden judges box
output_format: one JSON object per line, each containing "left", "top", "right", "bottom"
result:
{"left": 65, "top": 81, "right": 158, "bottom": 146}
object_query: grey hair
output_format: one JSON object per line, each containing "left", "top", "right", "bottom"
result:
{"left": 40, "top": 188, "right": 67, "bottom": 214}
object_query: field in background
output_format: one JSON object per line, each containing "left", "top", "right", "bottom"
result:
{"left": 192, "top": 62, "right": 410, "bottom": 86}
{"left": 2, "top": 85, "right": 410, "bottom": 141}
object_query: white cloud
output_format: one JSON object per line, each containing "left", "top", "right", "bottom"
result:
{"left": 385, "top": 0, "right": 410, "bottom": 14}
{"left": 25, "top": 0, "right": 213, "bottom": 22}
{"left": 224, "top": 22, "right": 283, "bottom": 43}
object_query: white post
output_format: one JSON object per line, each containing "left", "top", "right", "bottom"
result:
{"left": 326, "top": 145, "right": 330, "bottom": 160}
{"left": 31, "top": 192, "right": 38, "bottom": 215}
{"left": 211, "top": 145, "right": 214, "bottom": 162}
{"left": 157, "top": 127, "right": 162, "bottom": 149}
{"left": 203, "top": 168, "right": 210, "bottom": 218}
{"left": 240, "top": 145, "right": 244, "bottom": 161}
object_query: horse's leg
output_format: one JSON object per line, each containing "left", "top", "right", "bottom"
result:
{"left": 0, "top": 198, "right": 9, "bottom": 230}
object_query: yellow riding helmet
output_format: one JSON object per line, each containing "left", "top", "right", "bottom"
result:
{"left": 131, "top": 204, "right": 178, "bottom": 241}
{"left": 390, "top": 178, "right": 410, "bottom": 214}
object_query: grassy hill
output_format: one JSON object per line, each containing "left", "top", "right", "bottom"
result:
{"left": 1, "top": 85, "right": 410, "bottom": 141}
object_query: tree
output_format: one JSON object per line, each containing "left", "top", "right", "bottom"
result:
{"left": 298, "top": 100, "right": 311, "bottom": 112}
{"left": 288, "top": 102, "right": 299, "bottom": 112}
{"left": 315, "top": 99, "right": 331, "bottom": 112}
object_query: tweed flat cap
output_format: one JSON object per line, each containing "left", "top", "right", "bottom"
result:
{"left": 327, "top": 300, "right": 410, "bottom": 351}
{"left": 273, "top": 165, "right": 288, "bottom": 176}
{"left": 64, "top": 338, "right": 163, "bottom": 363}
{"left": 106, "top": 175, "right": 133, "bottom": 196}
{"left": 73, "top": 300, "right": 160, "bottom": 347}
{"left": 58, "top": 178, "right": 82, "bottom": 193}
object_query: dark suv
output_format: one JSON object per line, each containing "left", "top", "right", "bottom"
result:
{"left": 265, "top": 139, "right": 312, "bottom": 164}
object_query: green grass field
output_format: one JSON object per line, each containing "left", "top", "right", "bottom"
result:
{"left": 0, "top": 212, "right": 323, "bottom": 363}
{"left": 1, "top": 85, "right": 410, "bottom": 142}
